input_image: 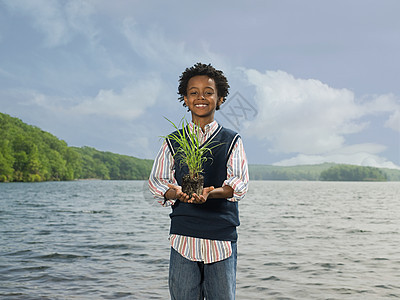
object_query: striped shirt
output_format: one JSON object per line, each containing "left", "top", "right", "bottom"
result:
{"left": 148, "top": 120, "right": 249, "bottom": 264}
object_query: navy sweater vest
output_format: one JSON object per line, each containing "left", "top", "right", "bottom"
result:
{"left": 166, "top": 124, "right": 241, "bottom": 242}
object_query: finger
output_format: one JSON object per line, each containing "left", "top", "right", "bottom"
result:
{"left": 190, "top": 195, "right": 204, "bottom": 204}
{"left": 176, "top": 190, "right": 186, "bottom": 198}
{"left": 193, "top": 193, "right": 201, "bottom": 202}
{"left": 188, "top": 194, "right": 197, "bottom": 203}
{"left": 203, "top": 186, "right": 214, "bottom": 194}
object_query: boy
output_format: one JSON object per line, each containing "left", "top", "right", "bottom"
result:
{"left": 149, "top": 63, "right": 248, "bottom": 299}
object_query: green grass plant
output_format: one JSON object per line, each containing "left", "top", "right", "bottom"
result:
{"left": 163, "top": 117, "right": 218, "bottom": 179}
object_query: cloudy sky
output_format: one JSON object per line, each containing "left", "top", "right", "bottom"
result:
{"left": 1, "top": 0, "right": 399, "bottom": 169}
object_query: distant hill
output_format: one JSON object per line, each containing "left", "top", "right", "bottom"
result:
{"left": 0, "top": 112, "right": 152, "bottom": 182}
{"left": 248, "top": 163, "right": 400, "bottom": 181}
{"left": 249, "top": 163, "right": 334, "bottom": 181}
{"left": 72, "top": 146, "right": 153, "bottom": 180}
{"left": 319, "top": 164, "right": 387, "bottom": 181}
{"left": 1, "top": 112, "right": 399, "bottom": 182}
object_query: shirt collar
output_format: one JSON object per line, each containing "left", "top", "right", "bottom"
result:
{"left": 189, "top": 120, "right": 219, "bottom": 136}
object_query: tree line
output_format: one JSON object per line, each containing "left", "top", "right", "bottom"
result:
{"left": 1, "top": 112, "right": 399, "bottom": 183}
{"left": 319, "top": 164, "right": 387, "bottom": 181}
{"left": 249, "top": 163, "right": 396, "bottom": 181}
{"left": 249, "top": 164, "right": 324, "bottom": 180}
{"left": 0, "top": 113, "right": 153, "bottom": 182}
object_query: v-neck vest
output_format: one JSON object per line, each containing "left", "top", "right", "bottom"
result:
{"left": 166, "top": 125, "right": 240, "bottom": 241}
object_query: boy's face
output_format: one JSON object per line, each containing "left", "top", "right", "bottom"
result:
{"left": 184, "top": 75, "right": 223, "bottom": 124}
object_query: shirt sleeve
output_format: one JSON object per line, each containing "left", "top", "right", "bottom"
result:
{"left": 148, "top": 141, "right": 177, "bottom": 206}
{"left": 223, "top": 137, "right": 249, "bottom": 202}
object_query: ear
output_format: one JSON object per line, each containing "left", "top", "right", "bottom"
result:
{"left": 184, "top": 95, "right": 189, "bottom": 106}
{"left": 218, "top": 97, "right": 224, "bottom": 106}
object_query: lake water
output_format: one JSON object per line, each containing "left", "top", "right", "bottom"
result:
{"left": 1, "top": 180, "right": 399, "bottom": 299}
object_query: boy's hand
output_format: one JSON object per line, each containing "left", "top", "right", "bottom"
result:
{"left": 189, "top": 186, "right": 215, "bottom": 204}
{"left": 167, "top": 184, "right": 190, "bottom": 202}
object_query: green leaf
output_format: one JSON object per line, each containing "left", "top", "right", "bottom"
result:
{"left": 161, "top": 117, "right": 222, "bottom": 179}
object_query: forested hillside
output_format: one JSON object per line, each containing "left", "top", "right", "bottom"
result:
{"left": 248, "top": 163, "right": 400, "bottom": 181}
{"left": 320, "top": 164, "right": 387, "bottom": 181}
{"left": 73, "top": 146, "right": 153, "bottom": 180}
{"left": 0, "top": 113, "right": 153, "bottom": 182}
{"left": 249, "top": 163, "right": 332, "bottom": 180}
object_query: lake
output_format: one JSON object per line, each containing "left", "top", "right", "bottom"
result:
{"left": 1, "top": 180, "right": 399, "bottom": 299}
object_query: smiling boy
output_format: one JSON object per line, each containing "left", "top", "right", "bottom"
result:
{"left": 149, "top": 63, "right": 249, "bottom": 299}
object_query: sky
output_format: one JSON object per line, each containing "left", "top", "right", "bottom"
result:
{"left": 1, "top": 0, "right": 399, "bottom": 169}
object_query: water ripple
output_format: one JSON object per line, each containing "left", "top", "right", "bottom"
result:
{"left": 1, "top": 180, "right": 399, "bottom": 299}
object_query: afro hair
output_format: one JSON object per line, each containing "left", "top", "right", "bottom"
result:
{"left": 178, "top": 63, "right": 230, "bottom": 111}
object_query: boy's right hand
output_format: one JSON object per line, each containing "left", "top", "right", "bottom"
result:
{"left": 167, "top": 184, "right": 191, "bottom": 203}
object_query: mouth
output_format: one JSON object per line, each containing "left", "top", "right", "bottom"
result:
{"left": 195, "top": 104, "right": 208, "bottom": 108}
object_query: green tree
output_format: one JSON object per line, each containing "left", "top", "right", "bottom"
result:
{"left": 0, "top": 140, "right": 14, "bottom": 182}
{"left": 320, "top": 165, "right": 387, "bottom": 181}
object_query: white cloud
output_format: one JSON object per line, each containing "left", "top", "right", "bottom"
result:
{"left": 274, "top": 152, "right": 400, "bottom": 170}
{"left": 360, "top": 93, "right": 400, "bottom": 132}
{"left": 362, "top": 93, "right": 398, "bottom": 113}
{"left": 385, "top": 110, "right": 400, "bottom": 132}
{"left": 373, "top": 95, "right": 400, "bottom": 132}
{"left": 331, "top": 143, "right": 387, "bottom": 155}
{"left": 3, "top": 0, "right": 97, "bottom": 47}
{"left": 72, "top": 77, "right": 163, "bottom": 120}
{"left": 64, "top": 1, "right": 96, "bottom": 35}
{"left": 243, "top": 69, "right": 365, "bottom": 154}
{"left": 3, "top": 74, "right": 163, "bottom": 121}
{"left": 274, "top": 142, "right": 400, "bottom": 169}
{"left": 121, "top": 17, "right": 230, "bottom": 71}
{"left": 122, "top": 18, "right": 189, "bottom": 66}
{"left": 4, "top": 0, "right": 70, "bottom": 46}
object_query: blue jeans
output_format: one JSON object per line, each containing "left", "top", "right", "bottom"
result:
{"left": 169, "top": 242, "right": 237, "bottom": 300}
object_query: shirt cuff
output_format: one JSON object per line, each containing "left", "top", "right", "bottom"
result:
{"left": 222, "top": 177, "right": 248, "bottom": 202}
{"left": 161, "top": 189, "right": 176, "bottom": 207}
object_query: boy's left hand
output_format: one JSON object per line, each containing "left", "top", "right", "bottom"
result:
{"left": 188, "top": 186, "right": 215, "bottom": 204}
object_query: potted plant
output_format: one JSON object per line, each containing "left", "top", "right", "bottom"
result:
{"left": 163, "top": 117, "right": 218, "bottom": 198}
